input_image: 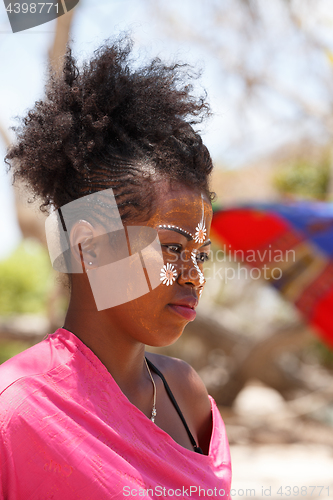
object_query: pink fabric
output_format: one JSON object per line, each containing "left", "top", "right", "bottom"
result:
{"left": 0, "top": 328, "right": 232, "bottom": 499}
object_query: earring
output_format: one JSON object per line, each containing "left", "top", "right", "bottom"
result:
{"left": 85, "top": 261, "right": 93, "bottom": 272}
{"left": 160, "top": 263, "right": 177, "bottom": 286}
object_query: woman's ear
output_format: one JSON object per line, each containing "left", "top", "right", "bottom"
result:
{"left": 70, "top": 220, "right": 97, "bottom": 272}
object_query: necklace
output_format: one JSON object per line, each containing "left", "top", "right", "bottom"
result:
{"left": 144, "top": 357, "right": 157, "bottom": 423}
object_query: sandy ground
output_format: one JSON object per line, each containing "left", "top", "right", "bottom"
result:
{"left": 230, "top": 444, "right": 333, "bottom": 500}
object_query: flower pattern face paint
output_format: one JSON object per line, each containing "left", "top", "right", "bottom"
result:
{"left": 194, "top": 194, "right": 207, "bottom": 244}
{"left": 158, "top": 194, "right": 208, "bottom": 297}
{"left": 194, "top": 222, "right": 206, "bottom": 244}
{"left": 160, "top": 262, "right": 177, "bottom": 286}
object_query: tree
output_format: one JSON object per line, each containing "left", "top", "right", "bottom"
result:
{"left": 146, "top": 0, "right": 333, "bottom": 166}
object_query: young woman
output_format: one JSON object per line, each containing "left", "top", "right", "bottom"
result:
{"left": 1, "top": 37, "right": 232, "bottom": 499}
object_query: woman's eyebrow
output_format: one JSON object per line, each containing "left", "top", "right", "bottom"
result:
{"left": 200, "top": 239, "right": 211, "bottom": 247}
{"left": 157, "top": 226, "right": 193, "bottom": 241}
{"left": 157, "top": 226, "right": 211, "bottom": 247}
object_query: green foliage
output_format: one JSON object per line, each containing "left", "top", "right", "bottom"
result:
{"left": 274, "top": 156, "right": 330, "bottom": 200}
{"left": 309, "top": 339, "right": 333, "bottom": 370}
{"left": 0, "top": 239, "right": 53, "bottom": 315}
{"left": 0, "top": 340, "right": 32, "bottom": 365}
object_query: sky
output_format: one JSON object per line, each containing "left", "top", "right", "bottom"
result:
{"left": 1, "top": 0, "right": 333, "bottom": 260}
{"left": 0, "top": 0, "right": 229, "bottom": 259}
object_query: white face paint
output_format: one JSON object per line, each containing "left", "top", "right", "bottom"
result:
{"left": 160, "top": 262, "right": 177, "bottom": 286}
{"left": 194, "top": 194, "right": 207, "bottom": 244}
{"left": 157, "top": 224, "right": 194, "bottom": 239}
{"left": 158, "top": 193, "right": 207, "bottom": 294}
{"left": 193, "top": 194, "right": 207, "bottom": 295}
{"left": 191, "top": 250, "right": 206, "bottom": 285}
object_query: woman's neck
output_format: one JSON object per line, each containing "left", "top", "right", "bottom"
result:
{"left": 63, "top": 287, "right": 149, "bottom": 400}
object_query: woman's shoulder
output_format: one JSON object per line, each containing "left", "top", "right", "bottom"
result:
{"left": 145, "top": 352, "right": 212, "bottom": 450}
{"left": 0, "top": 329, "right": 73, "bottom": 398}
{"left": 146, "top": 353, "right": 208, "bottom": 400}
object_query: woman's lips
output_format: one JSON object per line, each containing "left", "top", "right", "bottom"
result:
{"left": 168, "top": 304, "right": 197, "bottom": 321}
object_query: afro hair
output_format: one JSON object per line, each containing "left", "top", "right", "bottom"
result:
{"left": 5, "top": 36, "right": 215, "bottom": 224}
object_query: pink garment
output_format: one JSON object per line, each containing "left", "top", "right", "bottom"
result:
{"left": 0, "top": 328, "right": 232, "bottom": 499}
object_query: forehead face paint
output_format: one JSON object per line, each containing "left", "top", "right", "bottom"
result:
{"left": 194, "top": 194, "right": 207, "bottom": 244}
{"left": 158, "top": 194, "right": 207, "bottom": 242}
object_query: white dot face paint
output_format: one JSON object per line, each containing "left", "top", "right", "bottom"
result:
{"left": 191, "top": 250, "right": 206, "bottom": 286}
{"left": 157, "top": 224, "right": 194, "bottom": 239}
{"left": 157, "top": 193, "right": 208, "bottom": 294}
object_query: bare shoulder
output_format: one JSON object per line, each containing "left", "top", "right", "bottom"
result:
{"left": 147, "top": 353, "right": 209, "bottom": 392}
{"left": 145, "top": 352, "right": 212, "bottom": 449}
{"left": 145, "top": 352, "right": 208, "bottom": 398}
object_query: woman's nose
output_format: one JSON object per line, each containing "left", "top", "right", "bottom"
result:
{"left": 176, "top": 249, "right": 206, "bottom": 289}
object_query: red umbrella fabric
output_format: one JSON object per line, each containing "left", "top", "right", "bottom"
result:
{"left": 211, "top": 202, "right": 333, "bottom": 348}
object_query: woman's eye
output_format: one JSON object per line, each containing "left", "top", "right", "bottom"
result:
{"left": 197, "top": 253, "right": 210, "bottom": 263}
{"left": 162, "top": 245, "right": 181, "bottom": 254}
{"left": 162, "top": 245, "right": 210, "bottom": 263}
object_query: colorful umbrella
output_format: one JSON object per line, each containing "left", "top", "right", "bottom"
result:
{"left": 210, "top": 202, "right": 333, "bottom": 348}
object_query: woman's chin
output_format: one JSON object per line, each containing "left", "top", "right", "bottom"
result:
{"left": 144, "top": 327, "right": 186, "bottom": 348}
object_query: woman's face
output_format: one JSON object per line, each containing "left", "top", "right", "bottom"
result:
{"left": 100, "top": 182, "right": 213, "bottom": 347}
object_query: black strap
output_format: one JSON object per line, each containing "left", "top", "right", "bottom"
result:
{"left": 145, "top": 357, "right": 203, "bottom": 454}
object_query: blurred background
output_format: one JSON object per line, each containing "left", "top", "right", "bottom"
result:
{"left": 1, "top": 1, "right": 333, "bottom": 498}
